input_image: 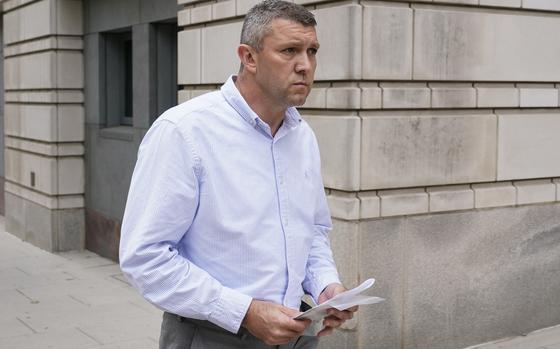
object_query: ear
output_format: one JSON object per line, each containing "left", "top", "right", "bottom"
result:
{"left": 237, "top": 44, "right": 257, "bottom": 74}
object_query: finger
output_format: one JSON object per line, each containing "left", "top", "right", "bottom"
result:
{"left": 347, "top": 305, "right": 359, "bottom": 312}
{"left": 317, "top": 327, "right": 333, "bottom": 337}
{"left": 323, "top": 317, "right": 343, "bottom": 328}
{"left": 327, "top": 309, "right": 354, "bottom": 320}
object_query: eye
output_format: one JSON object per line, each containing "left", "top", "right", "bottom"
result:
{"left": 308, "top": 48, "right": 318, "bottom": 56}
{"left": 283, "top": 47, "right": 296, "bottom": 54}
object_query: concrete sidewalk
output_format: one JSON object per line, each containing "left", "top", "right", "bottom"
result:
{"left": 1, "top": 215, "right": 560, "bottom": 349}
{"left": 0, "top": 217, "right": 161, "bottom": 349}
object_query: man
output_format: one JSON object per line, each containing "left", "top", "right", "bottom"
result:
{"left": 119, "top": 1, "right": 357, "bottom": 348}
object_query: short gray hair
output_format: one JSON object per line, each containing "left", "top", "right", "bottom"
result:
{"left": 240, "top": 0, "right": 316, "bottom": 51}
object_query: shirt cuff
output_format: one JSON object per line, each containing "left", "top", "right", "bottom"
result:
{"left": 208, "top": 286, "right": 252, "bottom": 334}
{"left": 305, "top": 273, "right": 341, "bottom": 305}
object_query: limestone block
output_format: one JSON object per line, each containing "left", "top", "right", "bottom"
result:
{"left": 57, "top": 0, "right": 84, "bottom": 35}
{"left": 201, "top": 21, "right": 243, "bottom": 83}
{"left": 514, "top": 179, "right": 556, "bottom": 205}
{"left": 5, "top": 52, "right": 54, "bottom": 90}
{"left": 326, "top": 84, "right": 360, "bottom": 109}
{"left": 5, "top": 181, "right": 57, "bottom": 209}
{"left": 330, "top": 219, "right": 359, "bottom": 289}
{"left": 3, "top": 0, "right": 50, "bottom": 45}
{"left": 58, "top": 105, "right": 85, "bottom": 142}
{"left": 236, "top": 0, "right": 260, "bottom": 16}
{"left": 363, "top": 2, "right": 412, "bottom": 80}
{"left": 313, "top": 4, "right": 361, "bottom": 80}
{"left": 58, "top": 157, "right": 85, "bottom": 195}
{"left": 57, "top": 91, "right": 85, "bottom": 104}
{"left": 554, "top": 178, "right": 560, "bottom": 200}
{"left": 212, "top": 0, "right": 235, "bottom": 20}
{"left": 3, "top": 0, "right": 38, "bottom": 12}
{"left": 358, "top": 191, "right": 380, "bottom": 219}
{"left": 57, "top": 51, "right": 84, "bottom": 88}
{"left": 378, "top": 188, "right": 428, "bottom": 217}
{"left": 429, "top": 83, "right": 476, "bottom": 109}
{"left": 381, "top": 83, "right": 430, "bottom": 109}
{"left": 497, "top": 111, "right": 560, "bottom": 180}
{"left": 361, "top": 111, "right": 497, "bottom": 190}
{"left": 178, "top": 90, "right": 191, "bottom": 104}
{"left": 302, "top": 84, "right": 327, "bottom": 109}
{"left": 191, "top": 89, "right": 215, "bottom": 98}
{"left": 472, "top": 182, "right": 516, "bottom": 208}
{"left": 523, "top": 0, "right": 560, "bottom": 11}
{"left": 178, "top": 8, "right": 191, "bottom": 26}
{"left": 475, "top": 83, "right": 519, "bottom": 108}
{"left": 304, "top": 114, "right": 361, "bottom": 191}
{"left": 413, "top": 5, "right": 560, "bottom": 81}
{"left": 191, "top": 4, "right": 212, "bottom": 24}
{"left": 360, "top": 83, "right": 382, "bottom": 109}
{"left": 432, "top": 0, "right": 477, "bottom": 4}
{"left": 518, "top": 84, "right": 559, "bottom": 107}
{"left": 4, "top": 104, "right": 57, "bottom": 142}
{"left": 479, "top": 0, "right": 521, "bottom": 7}
{"left": 327, "top": 190, "right": 360, "bottom": 220}
{"left": 178, "top": 0, "right": 199, "bottom": 4}
{"left": 427, "top": 185, "right": 474, "bottom": 213}
{"left": 5, "top": 149, "right": 58, "bottom": 195}
{"left": 178, "top": 29, "right": 201, "bottom": 84}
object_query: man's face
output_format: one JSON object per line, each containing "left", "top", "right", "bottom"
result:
{"left": 252, "top": 18, "right": 319, "bottom": 108}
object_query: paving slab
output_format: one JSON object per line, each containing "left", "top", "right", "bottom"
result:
{"left": 465, "top": 325, "right": 560, "bottom": 349}
{"left": 0, "top": 216, "right": 162, "bottom": 348}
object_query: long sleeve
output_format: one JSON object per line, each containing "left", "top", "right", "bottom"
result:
{"left": 119, "top": 119, "right": 252, "bottom": 334}
{"left": 302, "top": 137, "right": 341, "bottom": 303}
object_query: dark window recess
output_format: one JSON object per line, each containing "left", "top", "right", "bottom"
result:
{"left": 104, "top": 30, "right": 133, "bottom": 126}
{"left": 152, "top": 22, "right": 178, "bottom": 123}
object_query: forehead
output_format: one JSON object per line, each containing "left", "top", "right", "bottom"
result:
{"left": 264, "top": 18, "right": 318, "bottom": 44}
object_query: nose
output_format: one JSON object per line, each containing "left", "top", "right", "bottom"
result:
{"left": 295, "top": 52, "right": 314, "bottom": 74}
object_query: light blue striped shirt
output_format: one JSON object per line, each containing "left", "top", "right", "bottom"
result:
{"left": 119, "top": 76, "right": 340, "bottom": 334}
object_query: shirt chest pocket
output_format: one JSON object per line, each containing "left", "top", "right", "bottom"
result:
{"left": 288, "top": 168, "right": 317, "bottom": 223}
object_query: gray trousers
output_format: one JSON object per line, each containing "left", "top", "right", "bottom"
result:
{"left": 159, "top": 312, "right": 319, "bottom": 349}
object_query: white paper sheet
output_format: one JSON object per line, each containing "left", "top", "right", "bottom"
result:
{"left": 294, "top": 278, "right": 384, "bottom": 335}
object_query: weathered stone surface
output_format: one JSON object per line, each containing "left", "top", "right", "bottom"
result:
{"left": 358, "top": 218, "right": 405, "bottom": 349}
{"left": 5, "top": 148, "right": 57, "bottom": 195}
{"left": 58, "top": 105, "right": 85, "bottom": 142}
{"left": 360, "top": 83, "right": 382, "bottom": 109}
{"left": 497, "top": 111, "right": 560, "bottom": 180}
{"left": 330, "top": 219, "right": 359, "bottom": 289}
{"left": 514, "top": 179, "right": 556, "bottom": 205}
{"left": 358, "top": 191, "right": 380, "bottom": 219}
{"left": 201, "top": 21, "right": 243, "bottom": 83}
{"left": 475, "top": 83, "right": 519, "bottom": 108}
{"left": 554, "top": 178, "right": 560, "bottom": 201}
{"left": 361, "top": 111, "right": 497, "bottom": 190}
{"left": 4, "top": 0, "right": 50, "bottom": 45}
{"left": 326, "top": 84, "right": 360, "bottom": 109}
{"left": 381, "top": 83, "right": 430, "bottom": 109}
{"left": 236, "top": 0, "right": 260, "bottom": 16}
{"left": 430, "top": 83, "right": 476, "bottom": 108}
{"left": 523, "top": 0, "right": 560, "bottom": 11}
{"left": 519, "top": 84, "right": 559, "bottom": 107}
{"left": 400, "top": 204, "right": 560, "bottom": 348}
{"left": 5, "top": 192, "right": 85, "bottom": 252}
{"left": 190, "top": 4, "right": 212, "bottom": 23}
{"left": 479, "top": 0, "right": 521, "bottom": 6}
{"left": 378, "top": 188, "right": 429, "bottom": 217}
{"left": 304, "top": 114, "right": 361, "bottom": 191}
{"left": 178, "top": 8, "right": 191, "bottom": 26}
{"left": 472, "top": 182, "right": 516, "bottom": 208}
{"left": 302, "top": 84, "right": 327, "bottom": 109}
{"left": 178, "top": 29, "right": 201, "bottom": 84}
{"left": 327, "top": 191, "right": 359, "bottom": 220}
{"left": 5, "top": 104, "right": 57, "bottom": 142}
{"left": 413, "top": 5, "right": 560, "bottom": 81}
{"left": 86, "top": 208, "right": 122, "bottom": 262}
{"left": 362, "top": 2, "right": 413, "bottom": 80}
{"left": 313, "top": 4, "right": 361, "bottom": 81}
{"left": 58, "top": 158, "right": 84, "bottom": 195}
{"left": 427, "top": 185, "right": 474, "bottom": 212}
{"left": 212, "top": 0, "right": 235, "bottom": 20}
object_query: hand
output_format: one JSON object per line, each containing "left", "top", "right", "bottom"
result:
{"left": 242, "top": 299, "right": 311, "bottom": 345}
{"left": 316, "top": 283, "right": 359, "bottom": 337}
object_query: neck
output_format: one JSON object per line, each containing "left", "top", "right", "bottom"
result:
{"left": 235, "top": 74, "right": 285, "bottom": 136}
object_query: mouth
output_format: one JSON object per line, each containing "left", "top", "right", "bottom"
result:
{"left": 293, "top": 81, "right": 309, "bottom": 87}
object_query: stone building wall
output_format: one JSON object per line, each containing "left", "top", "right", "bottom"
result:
{"left": 175, "top": 0, "right": 560, "bottom": 348}
{"left": 2, "top": 0, "right": 85, "bottom": 251}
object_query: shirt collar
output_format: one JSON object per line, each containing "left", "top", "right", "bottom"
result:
{"left": 221, "top": 75, "right": 302, "bottom": 130}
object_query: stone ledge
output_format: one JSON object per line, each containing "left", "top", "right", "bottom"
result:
{"left": 5, "top": 181, "right": 84, "bottom": 210}
{"left": 514, "top": 179, "right": 556, "bottom": 205}
{"left": 326, "top": 179, "right": 560, "bottom": 220}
